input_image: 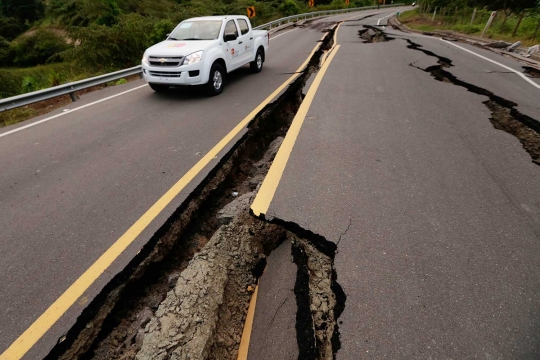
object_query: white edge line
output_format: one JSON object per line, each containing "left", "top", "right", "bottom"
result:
{"left": 270, "top": 28, "right": 297, "bottom": 40}
{"left": 342, "top": 10, "right": 375, "bottom": 21}
{"left": 377, "top": 12, "right": 396, "bottom": 25}
{"left": 0, "top": 84, "right": 148, "bottom": 138}
{"left": 440, "top": 39, "right": 540, "bottom": 90}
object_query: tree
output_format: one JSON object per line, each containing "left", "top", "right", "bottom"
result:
{"left": 9, "top": 29, "right": 70, "bottom": 66}
{"left": 279, "top": 0, "right": 300, "bottom": 16}
{"left": 0, "top": 0, "right": 44, "bottom": 23}
{"left": 0, "top": 16, "right": 23, "bottom": 40}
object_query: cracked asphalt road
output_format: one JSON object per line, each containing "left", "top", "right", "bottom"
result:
{"left": 0, "top": 8, "right": 408, "bottom": 359}
{"left": 254, "top": 16, "right": 540, "bottom": 359}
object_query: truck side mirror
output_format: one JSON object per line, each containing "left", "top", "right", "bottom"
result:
{"left": 166, "top": 33, "right": 170, "bottom": 38}
{"left": 224, "top": 33, "right": 237, "bottom": 42}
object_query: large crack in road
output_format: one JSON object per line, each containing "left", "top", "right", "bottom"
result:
{"left": 45, "top": 24, "right": 346, "bottom": 360}
{"left": 403, "top": 38, "right": 540, "bottom": 166}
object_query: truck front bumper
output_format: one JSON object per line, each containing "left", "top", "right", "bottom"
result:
{"left": 142, "top": 64, "right": 206, "bottom": 86}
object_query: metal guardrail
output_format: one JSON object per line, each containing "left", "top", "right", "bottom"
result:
{"left": 253, "top": 4, "right": 404, "bottom": 30}
{"left": 0, "top": 65, "right": 141, "bottom": 112}
{"left": 0, "top": 66, "right": 142, "bottom": 112}
{"left": 0, "top": 4, "right": 404, "bottom": 113}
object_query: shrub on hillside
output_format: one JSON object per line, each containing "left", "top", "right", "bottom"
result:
{"left": 0, "top": 0, "right": 45, "bottom": 23}
{"left": 148, "top": 19, "right": 174, "bottom": 45}
{"left": 9, "top": 29, "right": 70, "bottom": 67}
{"left": 353, "top": 0, "right": 373, "bottom": 7}
{"left": 0, "top": 62, "right": 88, "bottom": 98}
{"left": 279, "top": 0, "right": 300, "bottom": 16}
{"left": 65, "top": 13, "right": 154, "bottom": 69}
{"left": 0, "top": 36, "right": 9, "bottom": 66}
{"left": 0, "top": 17, "right": 24, "bottom": 40}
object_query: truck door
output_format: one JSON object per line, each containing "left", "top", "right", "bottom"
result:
{"left": 223, "top": 20, "right": 242, "bottom": 70}
{"left": 236, "top": 18, "right": 254, "bottom": 65}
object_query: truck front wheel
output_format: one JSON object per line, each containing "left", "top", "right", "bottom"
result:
{"left": 250, "top": 49, "right": 264, "bottom": 73}
{"left": 206, "top": 63, "right": 225, "bottom": 96}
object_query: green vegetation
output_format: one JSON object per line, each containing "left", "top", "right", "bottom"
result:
{"left": 0, "top": 62, "right": 92, "bottom": 97}
{"left": 402, "top": 0, "right": 540, "bottom": 46}
{"left": 0, "top": 106, "right": 37, "bottom": 127}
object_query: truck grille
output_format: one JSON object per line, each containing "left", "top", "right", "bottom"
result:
{"left": 149, "top": 56, "right": 184, "bottom": 67}
{"left": 149, "top": 70, "right": 182, "bottom": 78}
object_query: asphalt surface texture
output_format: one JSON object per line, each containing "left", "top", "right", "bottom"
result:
{"left": 0, "top": 7, "right": 407, "bottom": 359}
{"left": 258, "top": 13, "right": 540, "bottom": 360}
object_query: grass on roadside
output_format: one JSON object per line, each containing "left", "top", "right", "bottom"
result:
{"left": 0, "top": 62, "right": 100, "bottom": 98}
{"left": 399, "top": 9, "right": 540, "bottom": 47}
{"left": 0, "top": 107, "right": 38, "bottom": 128}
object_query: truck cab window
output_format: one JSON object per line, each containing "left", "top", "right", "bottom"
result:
{"left": 237, "top": 19, "right": 250, "bottom": 35}
{"left": 224, "top": 20, "right": 239, "bottom": 39}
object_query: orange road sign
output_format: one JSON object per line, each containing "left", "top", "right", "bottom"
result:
{"left": 309, "top": 0, "right": 315, "bottom": 7}
{"left": 247, "top": 6, "right": 256, "bottom": 18}
{"left": 345, "top": 0, "right": 350, "bottom": 4}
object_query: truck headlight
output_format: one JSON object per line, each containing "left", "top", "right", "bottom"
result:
{"left": 183, "top": 51, "right": 203, "bottom": 65}
{"left": 142, "top": 53, "right": 149, "bottom": 66}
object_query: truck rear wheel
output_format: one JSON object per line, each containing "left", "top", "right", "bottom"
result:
{"left": 250, "top": 49, "right": 264, "bottom": 73}
{"left": 206, "top": 63, "right": 225, "bottom": 96}
{"left": 149, "top": 83, "right": 169, "bottom": 92}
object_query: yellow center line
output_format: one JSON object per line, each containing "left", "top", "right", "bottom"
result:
{"left": 251, "top": 44, "right": 341, "bottom": 216}
{"left": 0, "top": 35, "right": 328, "bottom": 360}
{"left": 237, "top": 283, "right": 259, "bottom": 360}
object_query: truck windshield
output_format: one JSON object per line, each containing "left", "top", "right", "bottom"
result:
{"left": 169, "top": 21, "right": 222, "bottom": 41}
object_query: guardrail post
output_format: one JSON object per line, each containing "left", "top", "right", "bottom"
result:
{"left": 69, "top": 92, "right": 76, "bottom": 102}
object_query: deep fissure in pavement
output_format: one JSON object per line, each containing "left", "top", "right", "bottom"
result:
{"left": 45, "top": 25, "right": 341, "bottom": 360}
{"left": 343, "top": 13, "right": 378, "bottom": 25}
{"left": 523, "top": 66, "right": 540, "bottom": 79}
{"left": 358, "top": 25, "right": 395, "bottom": 43}
{"left": 257, "top": 217, "right": 346, "bottom": 360}
{"left": 405, "top": 39, "right": 540, "bottom": 166}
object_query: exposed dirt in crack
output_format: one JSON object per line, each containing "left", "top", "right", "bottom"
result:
{"left": 260, "top": 217, "right": 346, "bottom": 360}
{"left": 45, "top": 25, "right": 337, "bottom": 360}
{"left": 136, "top": 203, "right": 286, "bottom": 360}
{"left": 292, "top": 235, "right": 336, "bottom": 359}
{"left": 486, "top": 101, "right": 540, "bottom": 165}
{"left": 523, "top": 66, "right": 540, "bottom": 79}
{"left": 291, "top": 238, "right": 317, "bottom": 359}
{"left": 358, "top": 25, "right": 394, "bottom": 43}
{"left": 405, "top": 38, "right": 540, "bottom": 166}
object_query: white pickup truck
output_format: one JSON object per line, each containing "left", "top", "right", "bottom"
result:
{"left": 142, "top": 15, "right": 269, "bottom": 95}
